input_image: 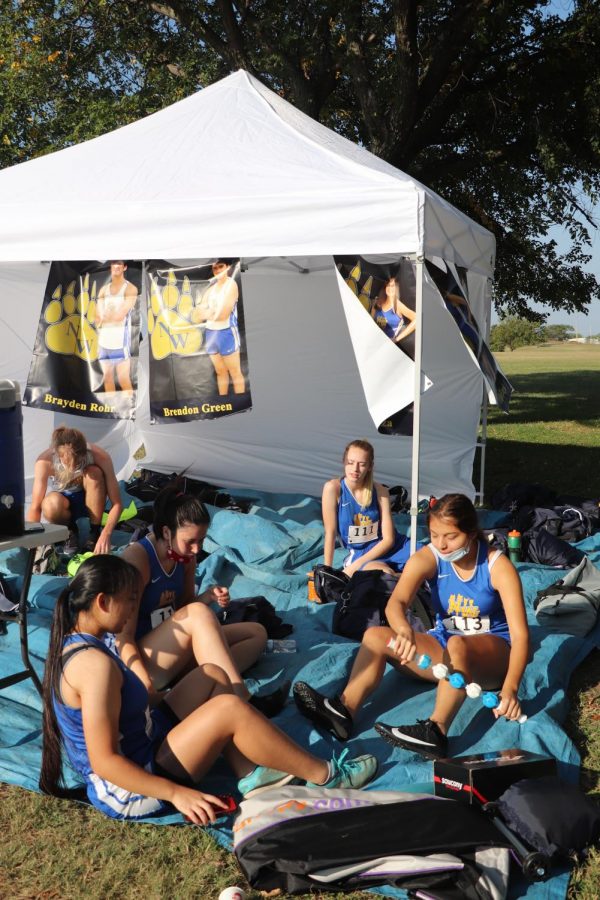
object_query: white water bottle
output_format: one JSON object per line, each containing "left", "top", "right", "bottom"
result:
{"left": 265, "top": 639, "right": 296, "bottom": 653}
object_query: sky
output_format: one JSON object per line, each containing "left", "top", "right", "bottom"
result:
{"left": 527, "top": 219, "right": 600, "bottom": 335}
{"left": 489, "top": 210, "right": 600, "bottom": 334}
{"left": 488, "top": 0, "right": 600, "bottom": 335}
{"left": 517, "top": 0, "right": 600, "bottom": 335}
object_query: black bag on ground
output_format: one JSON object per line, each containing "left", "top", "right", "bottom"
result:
{"left": 490, "top": 483, "right": 557, "bottom": 513}
{"left": 524, "top": 529, "right": 585, "bottom": 568}
{"left": 515, "top": 505, "right": 562, "bottom": 538}
{"left": 483, "top": 528, "right": 510, "bottom": 554}
{"left": 217, "top": 596, "right": 293, "bottom": 639}
{"left": 330, "top": 570, "right": 433, "bottom": 641}
{"left": 126, "top": 468, "right": 253, "bottom": 513}
{"left": 554, "top": 505, "right": 594, "bottom": 542}
{"left": 534, "top": 556, "right": 600, "bottom": 636}
{"left": 234, "top": 785, "right": 511, "bottom": 897}
{"left": 312, "top": 564, "right": 350, "bottom": 604}
{"left": 496, "top": 776, "right": 600, "bottom": 862}
{"left": 332, "top": 569, "right": 397, "bottom": 640}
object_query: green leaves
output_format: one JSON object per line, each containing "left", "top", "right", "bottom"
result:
{"left": 1, "top": 1, "right": 598, "bottom": 316}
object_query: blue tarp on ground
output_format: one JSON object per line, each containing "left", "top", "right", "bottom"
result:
{"left": 1, "top": 487, "right": 599, "bottom": 899}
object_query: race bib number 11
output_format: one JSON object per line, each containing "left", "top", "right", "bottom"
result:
{"left": 150, "top": 605, "right": 175, "bottom": 630}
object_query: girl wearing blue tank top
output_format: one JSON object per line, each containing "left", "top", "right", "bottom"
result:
{"left": 370, "top": 276, "right": 416, "bottom": 345}
{"left": 294, "top": 494, "right": 529, "bottom": 758}
{"left": 322, "top": 439, "right": 410, "bottom": 577}
{"left": 118, "top": 482, "right": 287, "bottom": 718}
{"left": 40, "top": 556, "right": 378, "bottom": 820}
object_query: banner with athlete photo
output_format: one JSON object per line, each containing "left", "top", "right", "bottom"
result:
{"left": 334, "top": 256, "right": 431, "bottom": 436}
{"left": 425, "top": 259, "right": 512, "bottom": 412}
{"left": 146, "top": 258, "right": 252, "bottom": 422}
{"left": 24, "top": 260, "right": 142, "bottom": 420}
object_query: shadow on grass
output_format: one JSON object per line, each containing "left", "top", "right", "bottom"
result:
{"left": 488, "top": 370, "right": 600, "bottom": 426}
{"left": 476, "top": 439, "right": 600, "bottom": 500}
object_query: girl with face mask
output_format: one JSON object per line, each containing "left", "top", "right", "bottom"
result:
{"left": 294, "top": 494, "right": 529, "bottom": 756}
{"left": 117, "top": 482, "right": 287, "bottom": 718}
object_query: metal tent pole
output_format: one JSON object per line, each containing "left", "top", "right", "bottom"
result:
{"left": 409, "top": 257, "right": 425, "bottom": 554}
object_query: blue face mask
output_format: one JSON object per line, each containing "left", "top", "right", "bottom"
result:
{"left": 436, "top": 541, "right": 470, "bottom": 563}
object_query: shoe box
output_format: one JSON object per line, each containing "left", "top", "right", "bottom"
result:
{"left": 433, "top": 748, "right": 556, "bottom": 805}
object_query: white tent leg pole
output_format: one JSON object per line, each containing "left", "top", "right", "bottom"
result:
{"left": 410, "top": 257, "right": 425, "bottom": 554}
{"left": 477, "top": 390, "right": 489, "bottom": 505}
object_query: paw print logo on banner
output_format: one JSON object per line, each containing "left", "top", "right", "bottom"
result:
{"left": 148, "top": 271, "right": 203, "bottom": 361}
{"left": 44, "top": 275, "right": 99, "bottom": 360}
{"left": 345, "top": 261, "right": 373, "bottom": 312}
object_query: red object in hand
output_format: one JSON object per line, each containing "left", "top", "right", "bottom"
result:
{"left": 215, "top": 794, "right": 238, "bottom": 815}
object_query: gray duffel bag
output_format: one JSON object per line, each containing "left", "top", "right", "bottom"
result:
{"left": 534, "top": 555, "right": 600, "bottom": 637}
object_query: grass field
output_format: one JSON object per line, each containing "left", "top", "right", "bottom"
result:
{"left": 480, "top": 342, "right": 600, "bottom": 501}
{"left": 0, "top": 343, "right": 598, "bottom": 900}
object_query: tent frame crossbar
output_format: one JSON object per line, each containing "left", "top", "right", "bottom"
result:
{"left": 241, "top": 257, "right": 311, "bottom": 274}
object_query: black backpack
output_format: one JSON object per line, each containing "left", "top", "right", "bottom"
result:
{"left": 216, "top": 596, "right": 293, "bottom": 639}
{"left": 331, "top": 569, "right": 398, "bottom": 640}
{"left": 312, "top": 564, "right": 350, "bottom": 604}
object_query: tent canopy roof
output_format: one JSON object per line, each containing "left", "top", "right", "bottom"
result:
{"left": 0, "top": 71, "right": 494, "bottom": 272}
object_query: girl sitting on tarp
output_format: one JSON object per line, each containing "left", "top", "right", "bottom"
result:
{"left": 323, "top": 439, "right": 411, "bottom": 578}
{"left": 115, "top": 482, "right": 286, "bottom": 717}
{"left": 295, "top": 493, "right": 529, "bottom": 756}
{"left": 40, "top": 555, "right": 378, "bottom": 819}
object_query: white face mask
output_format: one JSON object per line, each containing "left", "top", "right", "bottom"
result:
{"left": 436, "top": 541, "right": 470, "bottom": 563}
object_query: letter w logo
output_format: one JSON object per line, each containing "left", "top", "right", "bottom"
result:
{"left": 158, "top": 321, "right": 188, "bottom": 350}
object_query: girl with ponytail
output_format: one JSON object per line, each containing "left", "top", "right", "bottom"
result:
{"left": 322, "top": 439, "right": 411, "bottom": 577}
{"left": 119, "top": 481, "right": 286, "bottom": 717}
{"left": 40, "top": 555, "right": 377, "bottom": 819}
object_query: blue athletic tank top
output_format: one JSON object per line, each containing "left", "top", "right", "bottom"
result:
{"left": 428, "top": 540, "right": 508, "bottom": 638}
{"left": 53, "top": 633, "right": 166, "bottom": 819}
{"left": 336, "top": 478, "right": 410, "bottom": 570}
{"left": 374, "top": 306, "right": 404, "bottom": 339}
{"left": 135, "top": 535, "right": 185, "bottom": 639}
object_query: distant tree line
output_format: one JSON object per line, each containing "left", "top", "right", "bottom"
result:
{"left": 488, "top": 318, "right": 594, "bottom": 351}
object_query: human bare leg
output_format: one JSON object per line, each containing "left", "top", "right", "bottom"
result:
{"left": 100, "top": 360, "right": 116, "bottom": 392}
{"left": 157, "top": 692, "right": 335, "bottom": 785}
{"left": 139, "top": 603, "right": 250, "bottom": 697}
{"left": 294, "top": 626, "right": 442, "bottom": 740}
{"left": 209, "top": 353, "right": 230, "bottom": 395}
{"left": 115, "top": 358, "right": 133, "bottom": 391}
{"left": 40, "top": 491, "right": 72, "bottom": 526}
{"left": 375, "top": 634, "right": 512, "bottom": 758}
{"left": 222, "top": 622, "right": 267, "bottom": 672}
{"left": 223, "top": 351, "right": 245, "bottom": 393}
{"left": 82, "top": 464, "right": 107, "bottom": 526}
{"left": 429, "top": 635, "right": 511, "bottom": 734}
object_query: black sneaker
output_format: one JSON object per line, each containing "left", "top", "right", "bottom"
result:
{"left": 293, "top": 681, "right": 353, "bottom": 741}
{"left": 62, "top": 528, "right": 80, "bottom": 558}
{"left": 249, "top": 680, "right": 291, "bottom": 718}
{"left": 375, "top": 719, "right": 448, "bottom": 760}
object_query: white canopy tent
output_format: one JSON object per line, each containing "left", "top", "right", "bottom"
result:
{"left": 0, "top": 70, "right": 496, "bottom": 523}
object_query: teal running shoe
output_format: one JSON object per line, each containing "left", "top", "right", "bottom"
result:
{"left": 308, "top": 749, "right": 378, "bottom": 790}
{"left": 237, "top": 766, "right": 297, "bottom": 799}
